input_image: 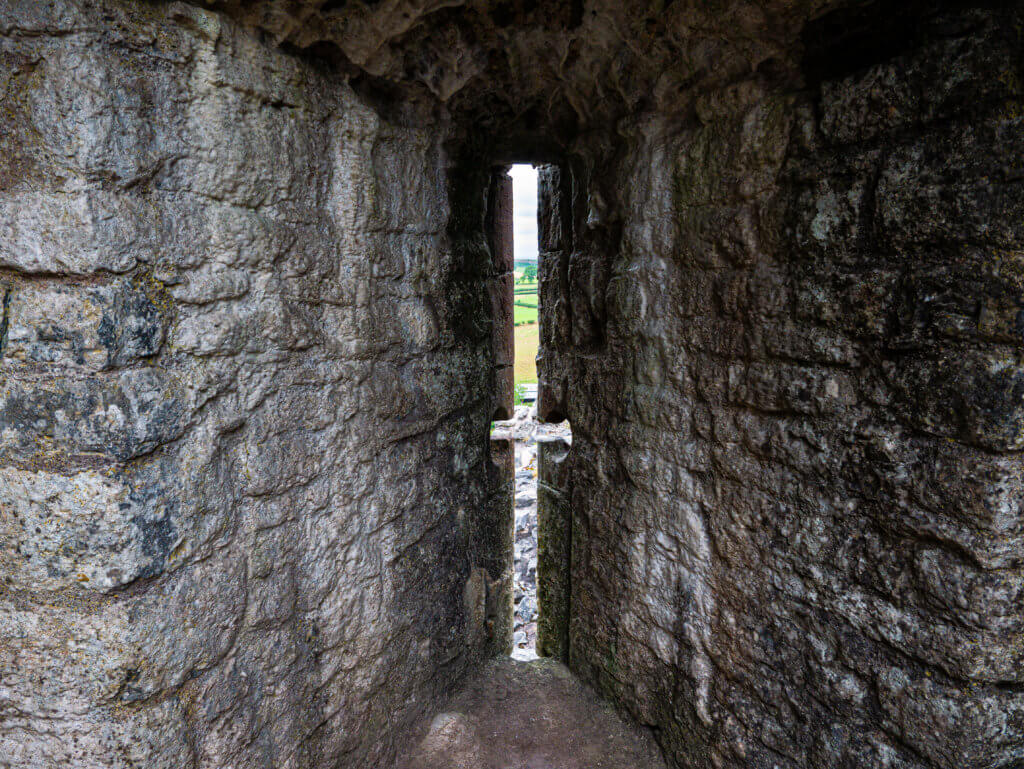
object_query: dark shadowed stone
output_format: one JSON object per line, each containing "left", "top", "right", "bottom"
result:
{"left": 3, "top": 0, "right": 1024, "bottom": 767}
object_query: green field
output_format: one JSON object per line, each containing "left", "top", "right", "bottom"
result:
{"left": 514, "top": 304, "right": 538, "bottom": 325}
{"left": 513, "top": 280, "right": 538, "bottom": 326}
{"left": 514, "top": 322, "right": 539, "bottom": 385}
{"left": 512, "top": 279, "right": 539, "bottom": 383}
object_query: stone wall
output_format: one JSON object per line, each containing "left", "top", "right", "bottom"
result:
{"left": 540, "top": 4, "right": 1024, "bottom": 767}
{"left": 0, "top": 2, "right": 505, "bottom": 766}
{"left": 488, "top": 170, "right": 515, "bottom": 420}
{"left": 5, "top": 0, "right": 1024, "bottom": 767}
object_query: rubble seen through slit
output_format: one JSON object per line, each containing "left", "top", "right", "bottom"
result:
{"left": 502, "top": 403, "right": 571, "bottom": 660}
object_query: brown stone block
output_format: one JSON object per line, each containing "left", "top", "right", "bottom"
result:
{"left": 491, "top": 172, "right": 514, "bottom": 273}
{"left": 494, "top": 364, "right": 514, "bottom": 420}
{"left": 538, "top": 165, "right": 563, "bottom": 253}
{"left": 489, "top": 273, "right": 514, "bottom": 368}
{"left": 537, "top": 372, "right": 567, "bottom": 424}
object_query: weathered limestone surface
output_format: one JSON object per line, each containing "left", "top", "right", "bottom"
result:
{"left": 536, "top": 433, "right": 571, "bottom": 662}
{"left": 0, "top": 1, "right": 507, "bottom": 766}
{"left": 539, "top": 5, "right": 1024, "bottom": 768}
{"left": 4, "top": 0, "right": 1024, "bottom": 768}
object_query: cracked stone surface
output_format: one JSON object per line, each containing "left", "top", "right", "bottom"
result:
{"left": 2, "top": 0, "right": 1024, "bottom": 768}
{"left": 536, "top": 6, "right": 1024, "bottom": 768}
{"left": 1, "top": 2, "right": 508, "bottom": 767}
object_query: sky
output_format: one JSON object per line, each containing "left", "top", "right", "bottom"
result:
{"left": 509, "top": 164, "right": 539, "bottom": 262}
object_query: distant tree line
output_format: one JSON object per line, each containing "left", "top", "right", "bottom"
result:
{"left": 517, "top": 264, "right": 538, "bottom": 282}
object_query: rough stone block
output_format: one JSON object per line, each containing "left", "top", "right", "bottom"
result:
{"left": 0, "top": 467, "right": 158, "bottom": 591}
{"left": 0, "top": 192, "right": 155, "bottom": 275}
{"left": 0, "top": 368, "right": 187, "bottom": 462}
{"left": 789, "top": 169, "right": 873, "bottom": 260}
{"left": 727, "top": 362, "right": 856, "bottom": 416}
{"left": 885, "top": 349, "right": 1024, "bottom": 451}
{"left": 536, "top": 371, "right": 568, "bottom": 424}
{"left": 820, "top": 19, "right": 1019, "bottom": 145}
{"left": 126, "top": 552, "right": 248, "bottom": 698}
{"left": 875, "top": 119, "right": 1024, "bottom": 250}
{"left": 3, "top": 280, "right": 165, "bottom": 370}
{"left": 0, "top": 595, "right": 195, "bottom": 767}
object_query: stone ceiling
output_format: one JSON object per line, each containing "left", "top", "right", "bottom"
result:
{"left": 192, "top": 0, "right": 854, "bottom": 145}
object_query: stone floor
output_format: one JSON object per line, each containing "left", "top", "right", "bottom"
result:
{"left": 396, "top": 657, "right": 667, "bottom": 769}
{"left": 397, "top": 412, "right": 655, "bottom": 769}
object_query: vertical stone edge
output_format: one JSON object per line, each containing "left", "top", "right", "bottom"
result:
{"left": 536, "top": 434, "right": 571, "bottom": 662}
{"left": 490, "top": 170, "right": 515, "bottom": 419}
{"left": 537, "top": 164, "right": 570, "bottom": 423}
{"left": 481, "top": 431, "right": 516, "bottom": 655}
